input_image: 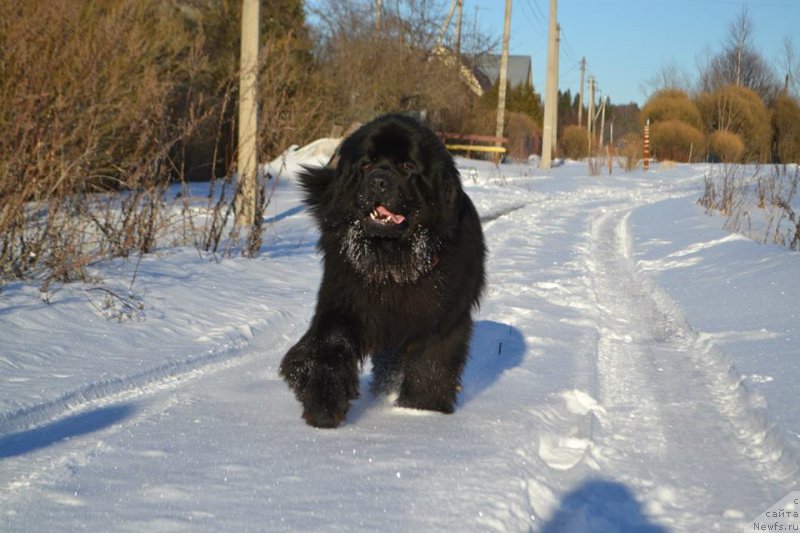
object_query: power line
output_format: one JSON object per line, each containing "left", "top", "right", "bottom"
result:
{"left": 530, "top": 0, "right": 548, "bottom": 24}
{"left": 521, "top": 0, "right": 547, "bottom": 36}
{"left": 558, "top": 27, "right": 577, "bottom": 63}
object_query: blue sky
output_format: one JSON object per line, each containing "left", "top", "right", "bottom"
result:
{"left": 471, "top": 0, "right": 800, "bottom": 105}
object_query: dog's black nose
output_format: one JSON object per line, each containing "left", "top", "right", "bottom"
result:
{"left": 370, "top": 174, "right": 388, "bottom": 193}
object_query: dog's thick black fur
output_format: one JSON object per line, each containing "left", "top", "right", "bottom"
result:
{"left": 280, "top": 114, "right": 486, "bottom": 428}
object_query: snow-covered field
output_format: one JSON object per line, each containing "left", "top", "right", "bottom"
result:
{"left": 1, "top": 154, "right": 798, "bottom": 532}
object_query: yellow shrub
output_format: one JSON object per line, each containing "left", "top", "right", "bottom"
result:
{"left": 560, "top": 125, "right": 590, "bottom": 159}
{"left": 708, "top": 130, "right": 745, "bottom": 163}
{"left": 641, "top": 89, "right": 703, "bottom": 129}
{"left": 650, "top": 120, "right": 706, "bottom": 162}
{"left": 696, "top": 85, "right": 771, "bottom": 163}
{"left": 772, "top": 95, "right": 800, "bottom": 163}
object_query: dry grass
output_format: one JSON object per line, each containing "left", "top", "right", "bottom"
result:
{"left": 699, "top": 164, "right": 800, "bottom": 250}
{"left": 0, "top": 0, "right": 196, "bottom": 283}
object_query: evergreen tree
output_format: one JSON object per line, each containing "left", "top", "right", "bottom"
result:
{"left": 480, "top": 80, "right": 543, "bottom": 126}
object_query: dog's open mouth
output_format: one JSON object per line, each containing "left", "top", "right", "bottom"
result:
{"left": 369, "top": 205, "right": 406, "bottom": 225}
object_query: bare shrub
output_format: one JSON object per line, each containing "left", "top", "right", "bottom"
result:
{"left": 0, "top": 0, "right": 328, "bottom": 286}
{"left": 505, "top": 113, "right": 542, "bottom": 161}
{"left": 708, "top": 130, "right": 745, "bottom": 163}
{"left": 314, "top": 20, "right": 475, "bottom": 129}
{"left": 587, "top": 156, "right": 602, "bottom": 176}
{"left": 0, "top": 1, "right": 201, "bottom": 283}
{"left": 699, "top": 164, "right": 800, "bottom": 250}
{"left": 617, "top": 132, "right": 643, "bottom": 172}
{"left": 560, "top": 125, "right": 590, "bottom": 160}
{"left": 697, "top": 164, "right": 749, "bottom": 216}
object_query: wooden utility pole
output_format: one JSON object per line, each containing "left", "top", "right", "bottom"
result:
{"left": 495, "top": 0, "right": 512, "bottom": 148}
{"left": 551, "top": 23, "right": 560, "bottom": 151}
{"left": 235, "top": 0, "right": 260, "bottom": 228}
{"left": 599, "top": 96, "right": 607, "bottom": 148}
{"left": 375, "top": 0, "right": 382, "bottom": 32}
{"left": 437, "top": 0, "right": 459, "bottom": 48}
{"left": 454, "top": 0, "right": 463, "bottom": 59}
{"left": 587, "top": 76, "right": 595, "bottom": 153}
{"left": 540, "top": 0, "right": 558, "bottom": 168}
{"left": 577, "top": 56, "right": 586, "bottom": 126}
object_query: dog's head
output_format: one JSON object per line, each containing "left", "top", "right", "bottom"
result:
{"left": 300, "top": 114, "right": 465, "bottom": 284}
{"left": 339, "top": 114, "right": 462, "bottom": 238}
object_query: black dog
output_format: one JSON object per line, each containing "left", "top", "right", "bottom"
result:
{"left": 280, "top": 114, "right": 486, "bottom": 428}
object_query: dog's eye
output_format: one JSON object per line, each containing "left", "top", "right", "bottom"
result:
{"left": 399, "top": 161, "right": 415, "bottom": 172}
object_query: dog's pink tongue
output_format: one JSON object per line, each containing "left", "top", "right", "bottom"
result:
{"left": 376, "top": 205, "right": 405, "bottom": 224}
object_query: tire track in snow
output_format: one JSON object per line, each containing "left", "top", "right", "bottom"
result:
{"left": 0, "top": 321, "right": 298, "bottom": 505}
{"left": 585, "top": 204, "right": 798, "bottom": 528}
{"left": 0, "top": 319, "right": 282, "bottom": 438}
{"left": 479, "top": 202, "right": 529, "bottom": 225}
{"left": 472, "top": 185, "right": 624, "bottom": 530}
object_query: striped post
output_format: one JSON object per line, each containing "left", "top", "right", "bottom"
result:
{"left": 643, "top": 119, "right": 650, "bottom": 171}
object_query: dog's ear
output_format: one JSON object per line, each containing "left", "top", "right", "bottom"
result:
{"left": 298, "top": 164, "right": 335, "bottom": 212}
{"left": 327, "top": 149, "right": 340, "bottom": 169}
{"left": 443, "top": 166, "right": 463, "bottom": 213}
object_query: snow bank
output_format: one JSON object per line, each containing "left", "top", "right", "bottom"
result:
{"left": 263, "top": 137, "right": 340, "bottom": 180}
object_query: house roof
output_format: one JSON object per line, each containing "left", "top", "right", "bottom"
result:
{"left": 472, "top": 54, "right": 533, "bottom": 89}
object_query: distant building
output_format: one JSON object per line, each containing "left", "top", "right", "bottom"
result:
{"left": 432, "top": 47, "right": 534, "bottom": 98}
{"left": 472, "top": 54, "right": 533, "bottom": 91}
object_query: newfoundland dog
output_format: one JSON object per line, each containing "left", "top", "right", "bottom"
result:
{"left": 280, "top": 114, "right": 486, "bottom": 428}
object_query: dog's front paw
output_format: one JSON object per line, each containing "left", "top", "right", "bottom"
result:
{"left": 396, "top": 393, "right": 455, "bottom": 414}
{"left": 280, "top": 355, "right": 358, "bottom": 428}
{"left": 300, "top": 369, "right": 353, "bottom": 428}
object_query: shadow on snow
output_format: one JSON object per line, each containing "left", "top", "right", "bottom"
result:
{"left": 0, "top": 404, "right": 136, "bottom": 460}
{"left": 459, "top": 319, "right": 526, "bottom": 406}
{"left": 539, "top": 479, "right": 668, "bottom": 532}
{"left": 345, "top": 320, "right": 526, "bottom": 424}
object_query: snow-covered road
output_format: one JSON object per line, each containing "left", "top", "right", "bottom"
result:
{"left": 1, "top": 160, "right": 798, "bottom": 531}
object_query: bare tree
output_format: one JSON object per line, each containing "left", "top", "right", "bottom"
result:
{"left": 698, "top": 6, "right": 780, "bottom": 102}
{"left": 309, "top": 0, "right": 447, "bottom": 50}
{"left": 728, "top": 5, "right": 753, "bottom": 87}
{"left": 641, "top": 59, "right": 693, "bottom": 99}
{"left": 778, "top": 36, "right": 800, "bottom": 97}
{"left": 306, "top": 0, "right": 497, "bottom": 131}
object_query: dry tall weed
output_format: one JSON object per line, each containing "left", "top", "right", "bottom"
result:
{"left": 617, "top": 132, "right": 643, "bottom": 172}
{"left": 0, "top": 0, "right": 197, "bottom": 283}
{"left": 0, "top": 0, "right": 325, "bottom": 287}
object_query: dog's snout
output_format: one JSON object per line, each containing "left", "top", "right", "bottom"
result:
{"left": 370, "top": 172, "right": 390, "bottom": 193}
{"left": 372, "top": 176, "right": 387, "bottom": 193}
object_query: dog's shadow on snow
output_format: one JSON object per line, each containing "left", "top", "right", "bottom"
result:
{"left": 459, "top": 320, "right": 526, "bottom": 406}
{"left": 347, "top": 320, "right": 525, "bottom": 424}
{"left": 540, "top": 479, "right": 668, "bottom": 532}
